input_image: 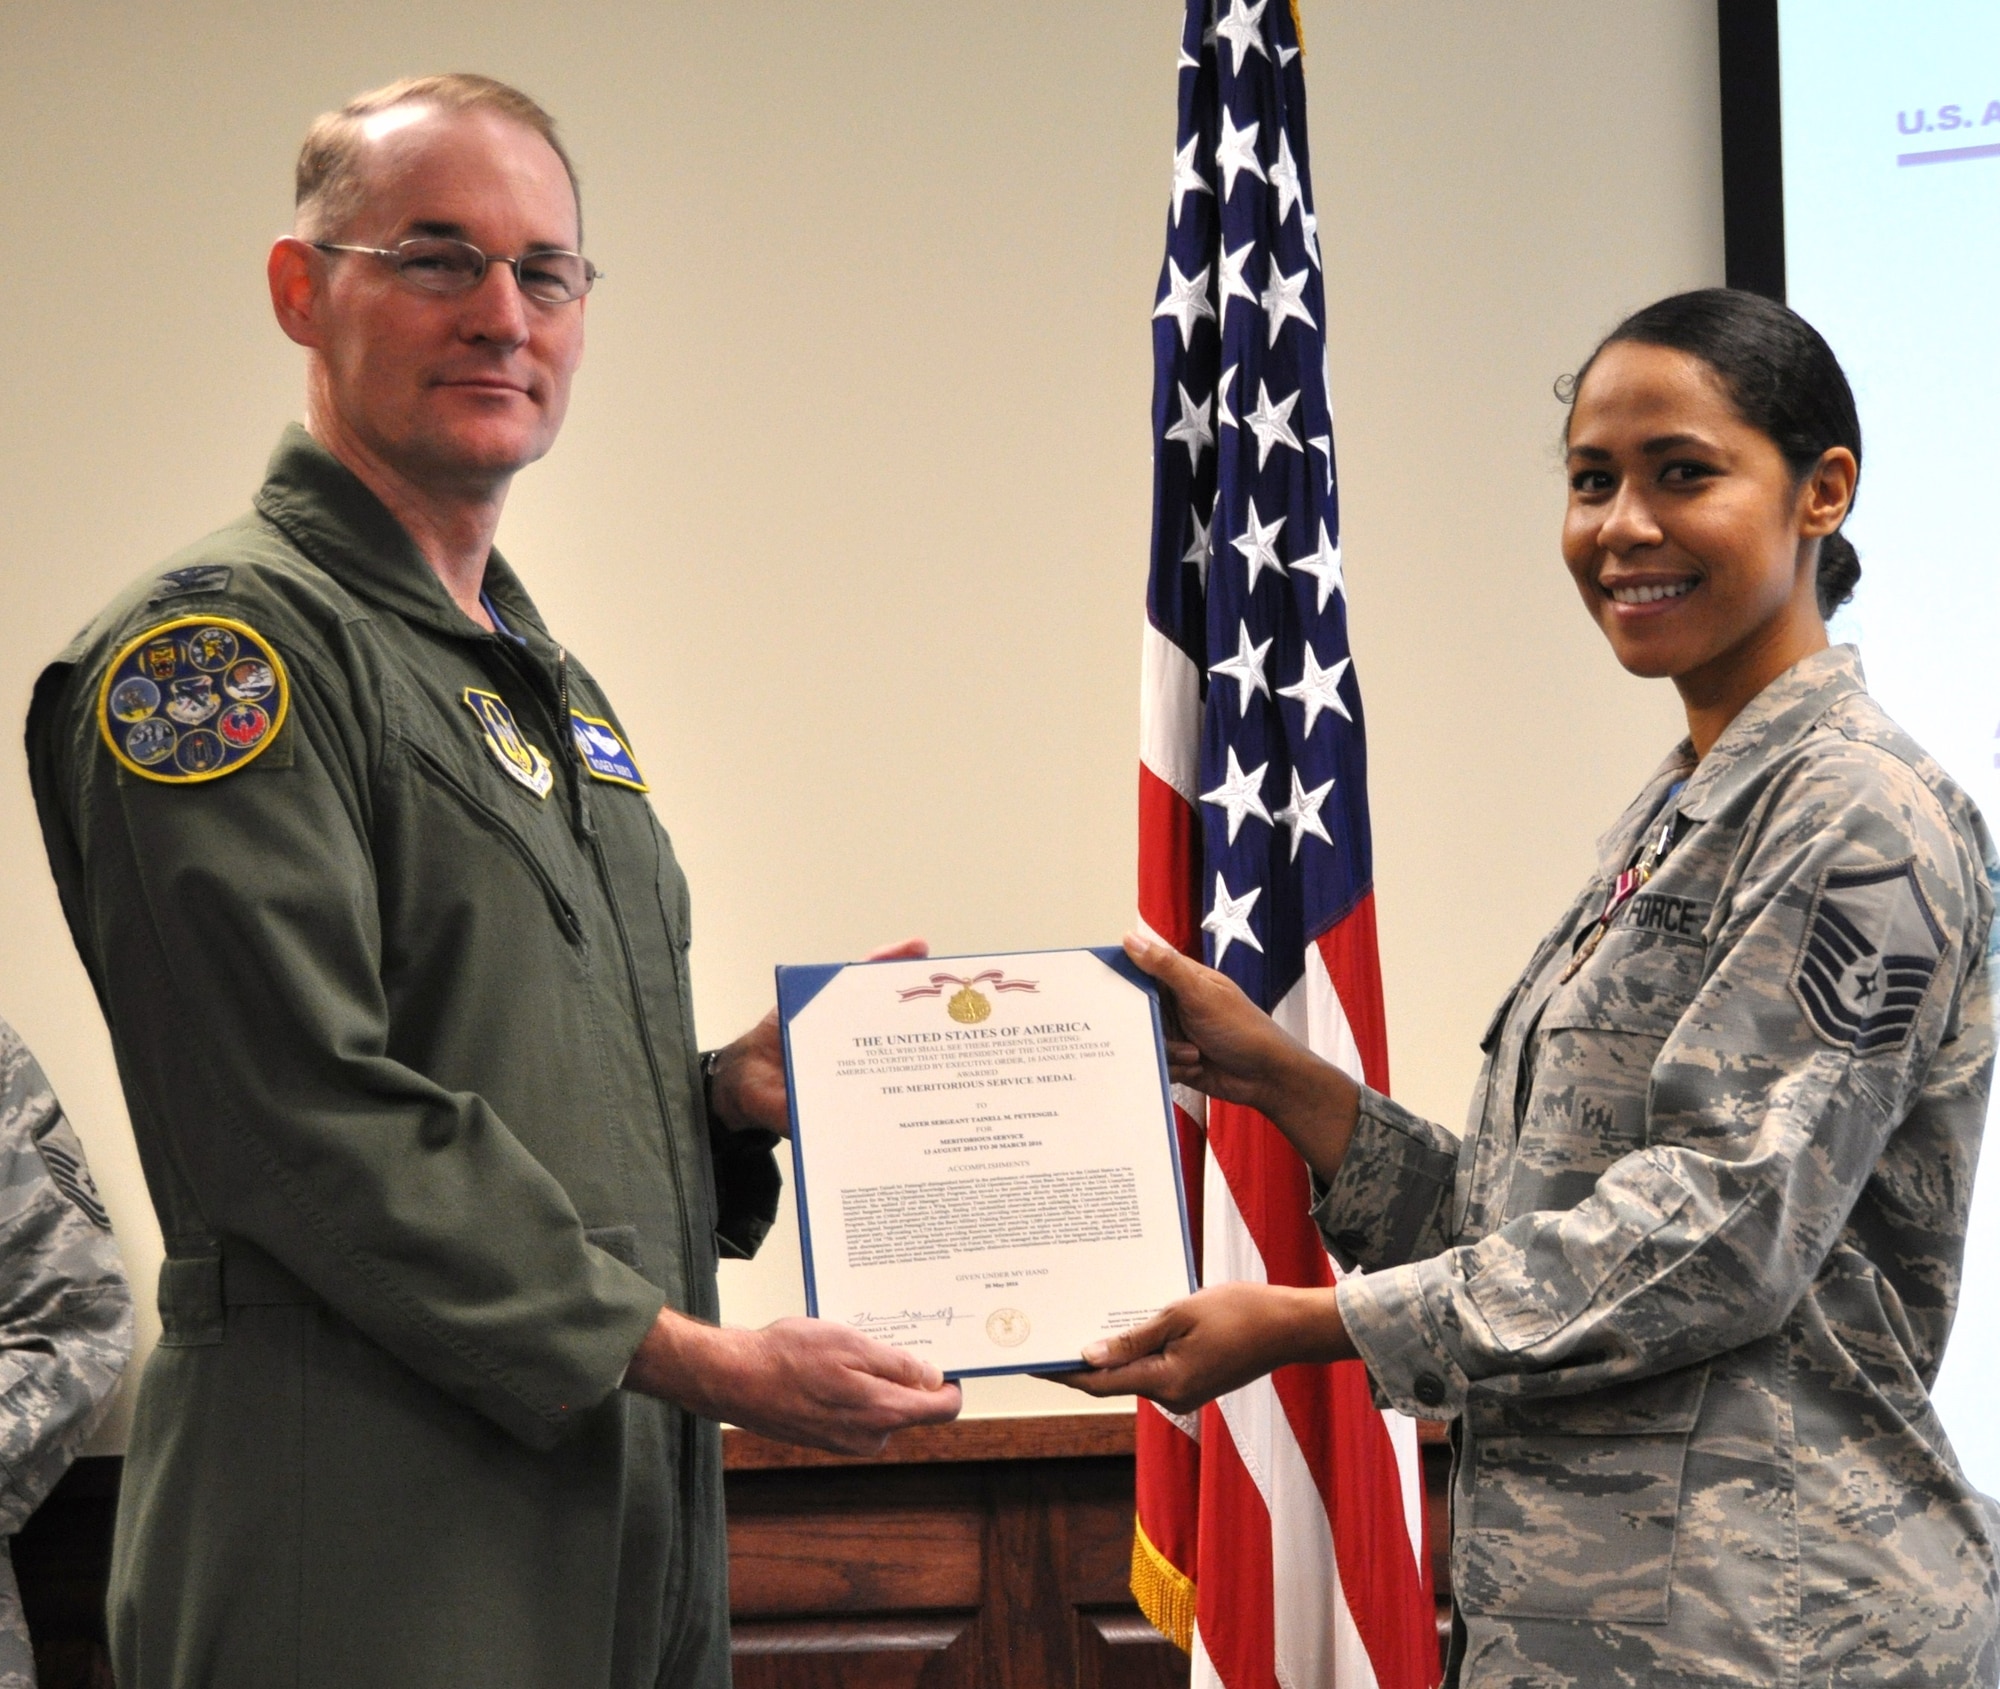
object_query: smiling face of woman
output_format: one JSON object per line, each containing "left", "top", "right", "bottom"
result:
{"left": 1562, "top": 340, "right": 1856, "bottom": 753}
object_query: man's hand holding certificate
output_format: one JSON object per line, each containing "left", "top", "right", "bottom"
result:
{"left": 779, "top": 948, "right": 1196, "bottom": 1378}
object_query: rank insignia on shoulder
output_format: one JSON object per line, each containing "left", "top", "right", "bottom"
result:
{"left": 149, "top": 564, "right": 233, "bottom": 603}
{"left": 569, "top": 711, "right": 648, "bottom": 791}
{"left": 463, "top": 688, "right": 554, "bottom": 799}
{"left": 98, "top": 615, "right": 288, "bottom": 783}
{"left": 1792, "top": 859, "right": 1946, "bottom": 1054}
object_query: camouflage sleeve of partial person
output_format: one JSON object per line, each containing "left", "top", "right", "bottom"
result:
{"left": 1334, "top": 741, "right": 1995, "bottom": 1422}
{"left": 1309, "top": 1084, "right": 1463, "bottom": 1274}
{"left": 0, "top": 1020, "right": 134, "bottom": 1534}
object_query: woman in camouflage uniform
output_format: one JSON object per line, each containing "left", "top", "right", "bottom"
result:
{"left": 1074, "top": 290, "right": 2000, "bottom": 1686}
{"left": 0, "top": 1022, "right": 132, "bottom": 1687}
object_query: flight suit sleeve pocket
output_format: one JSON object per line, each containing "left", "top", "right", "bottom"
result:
{"left": 1458, "top": 1364, "right": 1709, "bottom": 1624}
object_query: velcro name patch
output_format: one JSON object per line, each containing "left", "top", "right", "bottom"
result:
{"left": 98, "top": 615, "right": 288, "bottom": 784}
{"left": 570, "top": 711, "right": 648, "bottom": 791}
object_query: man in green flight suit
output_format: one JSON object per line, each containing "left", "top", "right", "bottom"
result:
{"left": 26, "top": 73, "right": 962, "bottom": 1688}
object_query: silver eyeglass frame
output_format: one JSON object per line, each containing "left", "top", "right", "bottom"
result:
{"left": 310, "top": 238, "right": 602, "bottom": 304}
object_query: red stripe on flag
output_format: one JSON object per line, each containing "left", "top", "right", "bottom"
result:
{"left": 1328, "top": 1363, "right": 1439, "bottom": 1689}
{"left": 1135, "top": 1401, "right": 1202, "bottom": 1574}
{"left": 1315, "top": 892, "right": 1390, "bottom": 1094}
{"left": 1196, "top": 1404, "right": 1278, "bottom": 1689}
{"left": 1139, "top": 763, "right": 1201, "bottom": 953}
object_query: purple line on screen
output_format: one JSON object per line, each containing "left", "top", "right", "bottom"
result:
{"left": 1898, "top": 140, "right": 2000, "bottom": 167}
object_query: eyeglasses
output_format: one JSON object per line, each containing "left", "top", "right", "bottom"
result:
{"left": 311, "top": 237, "right": 601, "bottom": 304}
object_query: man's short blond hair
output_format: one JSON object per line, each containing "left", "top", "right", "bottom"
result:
{"left": 294, "top": 73, "right": 582, "bottom": 243}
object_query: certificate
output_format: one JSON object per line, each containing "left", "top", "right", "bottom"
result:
{"left": 778, "top": 948, "right": 1196, "bottom": 1378}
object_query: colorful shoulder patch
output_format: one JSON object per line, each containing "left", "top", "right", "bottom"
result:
{"left": 98, "top": 615, "right": 288, "bottom": 784}
{"left": 569, "top": 712, "right": 648, "bottom": 791}
{"left": 463, "top": 689, "right": 554, "bottom": 799}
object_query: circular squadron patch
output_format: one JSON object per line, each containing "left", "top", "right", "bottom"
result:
{"left": 97, "top": 615, "right": 289, "bottom": 783}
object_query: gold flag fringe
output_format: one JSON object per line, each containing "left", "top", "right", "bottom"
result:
{"left": 1289, "top": 0, "right": 1306, "bottom": 57}
{"left": 1130, "top": 1515, "right": 1198, "bottom": 1655}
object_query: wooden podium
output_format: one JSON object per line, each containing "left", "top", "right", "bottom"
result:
{"left": 15, "top": 1412, "right": 1448, "bottom": 1685}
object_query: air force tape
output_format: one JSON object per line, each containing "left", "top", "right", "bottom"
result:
{"left": 98, "top": 615, "right": 288, "bottom": 783}
{"left": 1792, "top": 859, "right": 1946, "bottom": 1055}
{"left": 569, "top": 711, "right": 648, "bottom": 791}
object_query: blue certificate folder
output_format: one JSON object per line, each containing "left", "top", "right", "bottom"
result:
{"left": 776, "top": 946, "right": 1198, "bottom": 1380}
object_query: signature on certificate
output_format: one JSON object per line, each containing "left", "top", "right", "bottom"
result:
{"left": 850, "top": 1307, "right": 962, "bottom": 1330}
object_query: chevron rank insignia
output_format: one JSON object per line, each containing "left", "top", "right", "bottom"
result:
{"left": 35, "top": 1116, "right": 111, "bottom": 1231}
{"left": 1792, "top": 860, "right": 1946, "bottom": 1054}
{"left": 569, "top": 712, "right": 648, "bottom": 791}
{"left": 98, "top": 615, "right": 287, "bottom": 783}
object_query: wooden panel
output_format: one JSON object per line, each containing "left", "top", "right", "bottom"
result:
{"left": 728, "top": 1494, "right": 986, "bottom": 1614}
{"left": 732, "top": 1616, "right": 980, "bottom": 1689}
{"left": 1075, "top": 1611, "right": 1189, "bottom": 1689}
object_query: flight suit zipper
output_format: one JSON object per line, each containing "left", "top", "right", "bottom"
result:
{"left": 507, "top": 641, "right": 702, "bottom": 1314}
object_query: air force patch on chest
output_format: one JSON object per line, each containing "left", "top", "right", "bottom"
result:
{"left": 98, "top": 615, "right": 288, "bottom": 783}
{"left": 569, "top": 712, "right": 648, "bottom": 791}
{"left": 462, "top": 688, "right": 554, "bottom": 799}
{"left": 1793, "top": 859, "right": 1947, "bottom": 1054}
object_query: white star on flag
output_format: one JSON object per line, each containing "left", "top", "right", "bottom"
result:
{"left": 1213, "top": 0, "right": 1271, "bottom": 74}
{"left": 1183, "top": 498, "right": 1215, "bottom": 585}
{"left": 1277, "top": 646, "right": 1354, "bottom": 735}
{"left": 1200, "top": 747, "right": 1273, "bottom": 843}
{"left": 1273, "top": 767, "right": 1337, "bottom": 860}
{"left": 1203, "top": 872, "right": 1265, "bottom": 964}
{"left": 1270, "top": 129, "right": 1304, "bottom": 226}
{"left": 1260, "top": 264, "right": 1315, "bottom": 346}
{"left": 1215, "top": 109, "right": 1267, "bottom": 199}
{"left": 1165, "top": 382, "right": 1215, "bottom": 471}
{"left": 1302, "top": 207, "right": 1322, "bottom": 269}
{"left": 1231, "top": 497, "right": 1287, "bottom": 590}
{"left": 1217, "top": 240, "right": 1259, "bottom": 334}
{"left": 1277, "top": 43, "right": 1300, "bottom": 68}
{"left": 1209, "top": 621, "right": 1273, "bottom": 712}
{"left": 1243, "top": 380, "right": 1301, "bottom": 468}
{"left": 1169, "top": 134, "right": 1212, "bottom": 225}
{"left": 1153, "top": 258, "right": 1216, "bottom": 348}
{"left": 1289, "top": 518, "right": 1345, "bottom": 610}
{"left": 1216, "top": 363, "right": 1239, "bottom": 430}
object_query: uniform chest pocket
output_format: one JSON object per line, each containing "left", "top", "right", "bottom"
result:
{"left": 1503, "top": 928, "right": 1704, "bottom": 1219}
{"left": 1458, "top": 1363, "right": 1709, "bottom": 1624}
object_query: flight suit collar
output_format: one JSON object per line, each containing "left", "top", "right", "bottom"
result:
{"left": 1676, "top": 644, "right": 1866, "bottom": 822}
{"left": 251, "top": 424, "right": 551, "bottom": 644}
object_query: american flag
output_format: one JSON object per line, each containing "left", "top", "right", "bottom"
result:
{"left": 1131, "top": 4, "right": 1438, "bottom": 1686}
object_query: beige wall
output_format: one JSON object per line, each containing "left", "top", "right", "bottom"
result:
{"left": 0, "top": 2, "right": 1719, "bottom": 1445}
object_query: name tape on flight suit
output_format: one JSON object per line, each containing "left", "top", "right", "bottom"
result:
{"left": 98, "top": 615, "right": 289, "bottom": 784}
{"left": 569, "top": 712, "right": 648, "bottom": 791}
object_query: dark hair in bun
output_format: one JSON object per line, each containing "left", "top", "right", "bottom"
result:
{"left": 1564, "top": 288, "right": 1863, "bottom": 617}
